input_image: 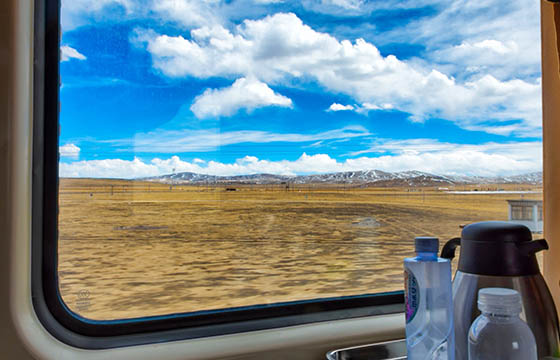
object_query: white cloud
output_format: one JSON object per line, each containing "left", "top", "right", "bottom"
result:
{"left": 190, "top": 77, "right": 293, "bottom": 118}
{"left": 302, "top": 0, "right": 442, "bottom": 15}
{"left": 324, "top": 0, "right": 363, "bottom": 10}
{"left": 301, "top": 0, "right": 438, "bottom": 16}
{"left": 253, "top": 0, "right": 284, "bottom": 3}
{"left": 354, "top": 102, "right": 394, "bottom": 114}
{"left": 303, "top": 0, "right": 365, "bottom": 13}
{"left": 328, "top": 103, "right": 354, "bottom": 111}
{"left": 360, "top": 103, "right": 381, "bottom": 111}
{"left": 351, "top": 138, "right": 541, "bottom": 159}
{"left": 151, "top": 0, "right": 222, "bottom": 28}
{"left": 59, "top": 157, "right": 158, "bottom": 178}
{"left": 461, "top": 40, "right": 518, "bottom": 56}
{"left": 62, "top": 0, "right": 135, "bottom": 13}
{"left": 61, "top": 0, "right": 136, "bottom": 30}
{"left": 112, "top": 125, "right": 370, "bottom": 153}
{"left": 139, "top": 12, "right": 541, "bottom": 136}
{"left": 59, "top": 140, "right": 542, "bottom": 179}
{"left": 59, "top": 143, "right": 81, "bottom": 159}
{"left": 60, "top": 0, "right": 441, "bottom": 33}
{"left": 397, "top": 0, "right": 541, "bottom": 81}
{"left": 432, "top": 39, "right": 522, "bottom": 78}
{"left": 60, "top": 46, "right": 86, "bottom": 62}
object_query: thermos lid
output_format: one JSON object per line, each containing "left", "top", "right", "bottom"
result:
{"left": 455, "top": 221, "right": 548, "bottom": 276}
{"left": 462, "top": 221, "right": 532, "bottom": 243}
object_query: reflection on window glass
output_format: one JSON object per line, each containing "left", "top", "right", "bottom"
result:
{"left": 57, "top": 0, "right": 543, "bottom": 320}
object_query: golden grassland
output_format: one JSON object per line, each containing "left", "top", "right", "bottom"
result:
{"left": 57, "top": 178, "right": 542, "bottom": 320}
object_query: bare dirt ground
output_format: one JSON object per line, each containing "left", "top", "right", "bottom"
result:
{"left": 57, "top": 179, "right": 542, "bottom": 320}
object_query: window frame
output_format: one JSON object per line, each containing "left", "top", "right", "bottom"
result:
{"left": 30, "top": 0, "right": 403, "bottom": 349}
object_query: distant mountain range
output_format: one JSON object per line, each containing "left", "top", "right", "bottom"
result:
{"left": 142, "top": 170, "right": 543, "bottom": 187}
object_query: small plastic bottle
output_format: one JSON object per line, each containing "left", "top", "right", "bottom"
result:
{"left": 468, "top": 288, "right": 537, "bottom": 360}
{"left": 404, "top": 237, "right": 454, "bottom": 360}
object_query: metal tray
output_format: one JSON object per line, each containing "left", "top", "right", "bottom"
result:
{"left": 326, "top": 339, "right": 406, "bottom": 360}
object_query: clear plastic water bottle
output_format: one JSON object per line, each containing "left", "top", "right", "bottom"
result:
{"left": 404, "top": 237, "right": 454, "bottom": 360}
{"left": 468, "top": 288, "right": 537, "bottom": 360}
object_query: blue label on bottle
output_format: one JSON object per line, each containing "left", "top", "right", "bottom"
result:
{"left": 404, "top": 268, "right": 419, "bottom": 323}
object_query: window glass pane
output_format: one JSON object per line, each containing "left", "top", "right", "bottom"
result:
{"left": 523, "top": 206, "right": 534, "bottom": 220}
{"left": 58, "top": 0, "right": 543, "bottom": 320}
{"left": 511, "top": 206, "right": 523, "bottom": 220}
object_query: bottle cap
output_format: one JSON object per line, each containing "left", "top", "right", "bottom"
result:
{"left": 415, "top": 237, "right": 438, "bottom": 253}
{"left": 478, "top": 287, "right": 522, "bottom": 315}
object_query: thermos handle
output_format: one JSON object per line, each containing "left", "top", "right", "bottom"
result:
{"left": 516, "top": 239, "right": 549, "bottom": 256}
{"left": 441, "top": 237, "right": 461, "bottom": 260}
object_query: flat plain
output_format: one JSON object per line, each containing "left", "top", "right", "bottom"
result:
{"left": 57, "top": 178, "right": 542, "bottom": 320}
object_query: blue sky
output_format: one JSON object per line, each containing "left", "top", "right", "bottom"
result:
{"left": 58, "top": 0, "right": 543, "bottom": 178}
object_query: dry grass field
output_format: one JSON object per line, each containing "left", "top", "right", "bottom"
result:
{"left": 57, "top": 178, "right": 542, "bottom": 320}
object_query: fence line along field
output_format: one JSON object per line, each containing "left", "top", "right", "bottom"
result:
{"left": 57, "top": 178, "right": 542, "bottom": 320}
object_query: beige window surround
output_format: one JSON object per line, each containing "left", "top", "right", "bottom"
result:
{"left": 542, "top": 0, "right": 560, "bottom": 316}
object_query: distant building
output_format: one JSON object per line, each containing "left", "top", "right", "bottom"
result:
{"left": 507, "top": 199, "right": 543, "bottom": 233}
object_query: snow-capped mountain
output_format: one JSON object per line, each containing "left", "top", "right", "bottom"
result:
{"left": 142, "top": 171, "right": 542, "bottom": 187}
{"left": 447, "top": 172, "right": 543, "bottom": 185}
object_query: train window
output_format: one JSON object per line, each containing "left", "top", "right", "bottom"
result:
{"left": 33, "top": 0, "right": 543, "bottom": 347}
